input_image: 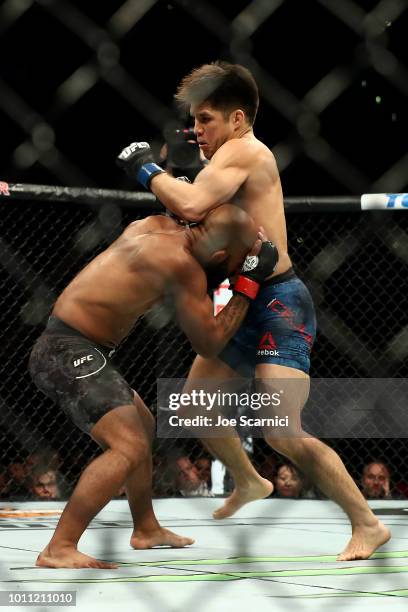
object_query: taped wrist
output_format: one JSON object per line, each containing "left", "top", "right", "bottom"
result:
{"left": 137, "top": 163, "right": 165, "bottom": 189}
{"left": 234, "top": 275, "right": 260, "bottom": 300}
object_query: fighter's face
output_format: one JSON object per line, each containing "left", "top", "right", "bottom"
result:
{"left": 193, "top": 104, "right": 233, "bottom": 159}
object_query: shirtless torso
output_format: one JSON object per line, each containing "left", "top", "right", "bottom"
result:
{"left": 209, "top": 134, "right": 291, "bottom": 277}
{"left": 53, "top": 215, "right": 189, "bottom": 346}
{"left": 52, "top": 206, "right": 272, "bottom": 357}
{"left": 143, "top": 109, "right": 291, "bottom": 277}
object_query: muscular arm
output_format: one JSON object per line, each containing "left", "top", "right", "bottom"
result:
{"left": 170, "top": 261, "right": 249, "bottom": 357}
{"left": 150, "top": 140, "right": 249, "bottom": 222}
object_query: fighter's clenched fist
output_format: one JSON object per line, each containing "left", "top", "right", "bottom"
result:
{"left": 117, "top": 141, "right": 164, "bottom": 188}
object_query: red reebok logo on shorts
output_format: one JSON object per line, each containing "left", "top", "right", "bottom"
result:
{"left": 257, "top": 332, "right": 280, "bottom": 357}
{"left": 258, "top": 332, "right": 277, "bottom": 350}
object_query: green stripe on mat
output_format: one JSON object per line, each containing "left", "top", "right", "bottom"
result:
{"left": 13, "top": 564, "right": 408, "bottom": 584}
{"left": 296, "top": 589, "right": 408, "bottom": 599}
{"left": 119, "top": 550, "right": 408, "bottom": 567}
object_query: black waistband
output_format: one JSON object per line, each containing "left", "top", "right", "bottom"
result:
{"left": 262, "top": 267, "right": 296, "bottom": 287}
{"left": 45, "top": 316, "right": 115, "bottom": 352}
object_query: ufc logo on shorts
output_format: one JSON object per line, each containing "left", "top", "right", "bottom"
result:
{"left": 119, "top": 142, "right": 148, "bottom": 159}
{"left": 73, "top": 355, "right": 94, "bottom": 367}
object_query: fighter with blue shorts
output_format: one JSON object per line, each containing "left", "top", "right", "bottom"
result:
{"left": 220, "top": 268, "right": 316, "bottom": 376}
{"left": 117, "top": 59, "right": 390, "bottom": 560}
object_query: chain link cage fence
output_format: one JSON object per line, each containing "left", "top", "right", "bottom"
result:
{"left": 0, "top": 193, "right": 407, "bottom": 501}
{"left": 1, "top": 0, "right": 407, "bottom": 502}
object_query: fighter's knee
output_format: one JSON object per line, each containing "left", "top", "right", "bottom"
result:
{"left": 265, "top": 435, "right": 289, "bottom": 455}
{"left": 264, "top": 435, "right": 305, "bottom": 458}
{"left": 265, "top": 435, "right": 317, "bottom": 461}
{"left": 117, "top": 437, "right": 150, "bottom": 469}
{"left": 96, "top": 426, "right": 150, "bottom": 467}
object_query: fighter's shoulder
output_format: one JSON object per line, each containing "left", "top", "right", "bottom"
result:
{"left": 215, "top": 137, "right": 251, "bottom": 161}
{"left": 216, "top": 137, "right": 275, "bottom": 167}
{"left": 249, "top": 138, "right": 277, "bottom": 164}
{"left": 244, "top": 140, "right": 279, "bottom": 181}
{"left": 124, "top": 214, "right": 177, "bottom": 235}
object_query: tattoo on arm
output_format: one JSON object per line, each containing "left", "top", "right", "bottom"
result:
{"left": 215, "top": 294, "right": 249, "bottom": 338}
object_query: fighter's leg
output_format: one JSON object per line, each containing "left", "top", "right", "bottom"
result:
{"left": 185, "top": 355, "right": 273, "bottom": 519}
{"left": 258, "top": 363, "right": 391, "bottom": 561}
{"left": 37, "top": 403, "right": 150, "bottom": 569}
{"left": 127, "top": 392, "right": 194, "bottom": 549}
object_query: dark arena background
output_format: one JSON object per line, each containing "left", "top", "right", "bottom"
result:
{"left": 0, "top": 0, "right": 407, "bottom": 504}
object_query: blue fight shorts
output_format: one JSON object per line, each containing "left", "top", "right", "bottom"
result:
{"left": 219, "top": 268, "right": 316, "bottom": 375}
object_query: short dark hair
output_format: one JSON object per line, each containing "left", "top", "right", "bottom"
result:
{"left": 176, "top": 61, "right": 259, "bottom": 125}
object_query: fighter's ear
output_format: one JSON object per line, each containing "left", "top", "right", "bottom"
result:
{"left": 231, "top": 109, "right": 245, "bottom": 127}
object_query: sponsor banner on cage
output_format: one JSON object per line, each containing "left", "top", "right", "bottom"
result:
{"left": 157, "top": 378, "right": 408, "bottom": 438}
{"left": 361, "top": 193, "right": 408, "bottom": 210}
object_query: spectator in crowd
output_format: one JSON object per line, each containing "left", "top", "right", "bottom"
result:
{"left": 28, "top": 464, "right": 61, "bottom": 501}
{"left": 26, "top": 449, "right": 61, "bottom": 473}
{"left": 194, "top": 455, "right": 212, "bottom": 490}
{"left": 7, "top": 450, "right": 65, "bottom": 501}
{"left": 361, "top": 461, "right": 393, "bottom": 499}
{"left": 275, "top": 463, "right": 310, "bottom": 499}
{"left": 172, "top": 455, "right": 213, "bottom": 497}
{"left": 7, "top": 456, "right": 30, "bottom": 498}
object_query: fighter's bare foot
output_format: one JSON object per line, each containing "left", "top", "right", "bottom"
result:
{"left": 130, "top": 528, "right": 194, "bottom": 549}
{"left": 213, "top": 477, "right": 273, "bottom": 520}
{"left": 36, "top": 545, "right": 117, "bottom": 569}
{"left": 336, "top": 520, "right": 391, "bottom": 561}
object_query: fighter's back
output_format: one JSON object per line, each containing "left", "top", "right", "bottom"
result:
{"left": 53, "top": 215, "right": 188, "bottom": 346}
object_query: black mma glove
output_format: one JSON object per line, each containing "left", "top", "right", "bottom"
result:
{"left": 116, "top": 142, "right": 165, "bottom": 189}
{"left": 234, "top": 241, "right": 279, "bottom": 300}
